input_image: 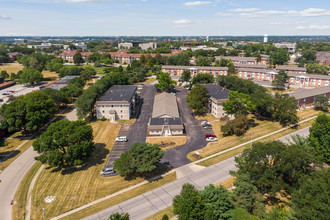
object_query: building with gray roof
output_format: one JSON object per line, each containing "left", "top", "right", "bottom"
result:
{"left": 290, "top": 86, "right": 330, "bottom": 108}
{"left": 95, "top": 85, "right": 137, "bottom": 122}
{"left": 203, "top": 84, "right": 230, "bottom": 118}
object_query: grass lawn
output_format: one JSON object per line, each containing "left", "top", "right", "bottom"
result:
{"left": 144, "top": 206, "right": 175, "bottom": 220}
{"left": 62, "top": 172, "right": 177, "bottom": 220}
{"left": 188, "top": 109, "right": 321, "bottom": 162}
{"left": 12, "top": 162, "right": 42, "bottom": 220}
{"left": 266, "top": 87, "right": 297, "bottom": 94}
{"left": 42, "top": 70, "right": 59, "bottom": 81}
{"left": 146, "top": 136, "right": 187, "bottom": 150}
{"left": 0, "top": 131, "right": 34, "bottom": 170}
{"left": 140, "top": 77, "right": 156, "bottom": 84}
{"left": 30, "top": 121, "right": 161, "bottom": 219}
{"left": 0, "top": 63, "right": 24, "bottom": 74}
{"left": 197, "top": 118, "right": 316, "bottom": 167}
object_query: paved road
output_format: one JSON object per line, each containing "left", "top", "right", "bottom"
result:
{"left": 161, "top": 87, "right": 207, "bottom": 168}
{"left": 278, "top": 126, "right": 310, "bottom": 144}
{"left": 83, "top": 157, "right": 237, "bottom": 220}
{"left": 0, "top": 147, "right": 38, "bottom": 220}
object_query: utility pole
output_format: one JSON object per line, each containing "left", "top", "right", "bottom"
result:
{"left": 43, "top": 207, "right": 45, "bottom": 220}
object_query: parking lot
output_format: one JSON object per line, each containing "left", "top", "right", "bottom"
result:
{"left": 0, "top": 84, "right": 43, "bottom": 106}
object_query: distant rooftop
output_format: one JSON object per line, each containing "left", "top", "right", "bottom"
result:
{"left": 98, "top": 85, "right": 136, "bottom": 102}
{"left": 203, "top": 84, "right": 230, "bottom": 100}
{"left": 290, "top": 86, "right": 330, "bottom": 100}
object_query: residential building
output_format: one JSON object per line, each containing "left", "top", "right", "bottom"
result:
{"left": 139, "top": 42, "right": 158, "bottom": 50}
{"left": 203, "top": 84, "right": 230, "bottom": 118}
{"left": 95, "top": 85, "right": 137, "bottom": 122}
{"left": 274, "top": 42, "right": 297, "bottom": 53}
{"left": 14, "top": 38, "right": 26, "bottom": 44}
{"left": 215, "top": 55, "right": 268, "bottom": 65}
{"left": 118, "top": 42, "right": 133, "bottom": 49}
{"left": 287, "top": 73, "right": 330, "bottom": 87}
{"left": 59, "top": 50, "right": 93, "bottom": 63}
{"left": 276, "top": 66, "right": 306, "bottom": 74}
{"left": 74, "top": 42, "right": 87, "bottom": 50}
{"left": 162, "top": 65, "right": 228, "bottom": 77}
{"left": 290, "top": 86, "right": 330, "bottom": 108}
{"left": 148, "top": 93, "right": 184, "bottom": 136}
{"left": 234, "top": 64, "right": 268, "bottom": 69}
{"left": 7, "top": 52, "right": 23, "bottom": 60}
{"left": 316, "top": 51, "right": 330, "bottom": 65}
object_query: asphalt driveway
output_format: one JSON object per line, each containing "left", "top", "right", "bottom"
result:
{"left": 161, "top": 87, "right": 207, "bottom": 168}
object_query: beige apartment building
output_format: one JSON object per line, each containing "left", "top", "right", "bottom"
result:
{"left": 203, "top": 84, "right": 230, "bottom": 118}
{"left": 95, "top": 85, "right": 137, "bottom": 122}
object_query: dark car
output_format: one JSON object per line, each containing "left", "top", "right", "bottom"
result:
{"left": 155, "top": 88, "right": 161, "bottom": 93}
{"left": 205, "top": 134, "right": 216, "bottom": 139}
{"left": 2, "top": 93, "right": 9, "bottom": 95}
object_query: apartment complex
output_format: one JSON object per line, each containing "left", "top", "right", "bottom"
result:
{"left": 59, "top": 50, "right": 93, "bottom": 63}
{"left": 148, "top": 93, "right": 184, "bottom": 136}
{"left": 215, "top": 55, "right": 268, "bottom": 65}
{"left": 95, "top": 85, "right": 137, "bottom": 122}
{"left": 316, "top": 51, "right": 330, "bottom": 65}
{"left": 274, "top": 42, "right": 297, "bottom": 53}
{"left": 203, "top": 84, "right": 230, "bottom": 118}
{"left": 276, "top": 66, "right": 307, "bottom": 74}
{"left": 139, "top": 42, "right": 158, "bottom": 50}
{"left": 162, "top": 65, "right": 228, "bottom": 77}
{"left": 290, "top": 86, "right": 330, "bottom": 108}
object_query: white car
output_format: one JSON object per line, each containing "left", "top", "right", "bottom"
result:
{"left": 201, "top": 120, "right": 210, "bottom": 126}
{"left": 206, "top": 137, "right": 218, "bottom": 142}
{"left": 115, "top": 136, "right": 128, "bottom": 142}
{"left": 100, "top": 167, "right": 115, "bottom": 175}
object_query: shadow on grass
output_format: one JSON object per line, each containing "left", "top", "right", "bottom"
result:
{"left": 122, "top": 163, "right": 173, "bottom": 181}
{"left": 0, "top": 149, "right": 21, "bottom": 165}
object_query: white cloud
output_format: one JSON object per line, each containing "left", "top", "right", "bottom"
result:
{"left": 184, "top": 1, "right": 212, "bottom": 7}
{"left": 270, "top": 21, "right": 290, "bottom": 25}
{"left": 296, "top": 25, "right": 330, "bottom": 30}
{"left": 172, "top": 19, "right": 192, "bottom": 24}
{"left": 239, "top": 13, "right": 264, "bottom": 18}
{"left": 297, "top": 8, "right": 330, "bottom": 17}
{"left": 216, "top": 12, "right": 232, "bottom": 16}
{"left": 0, "top": 14, "right": 11, "bottom": 20}
{"left": 65, "top": 0, "right": 110, "bottom": 2}
{"left": 229, "top": 8, "right": 259, "bottom": 12}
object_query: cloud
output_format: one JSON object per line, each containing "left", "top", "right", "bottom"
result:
{"left": 65, "top": 0, "right": 111, "bottom": 2}
{"left": 239, "top": 13, "right": 264, "bottom": 18}
{"left": 216, "top": 12, "right": 232, "bottom": 16}
{"left": 0, "top": 14, "right": 11, "bottom": 20}
{"left": 172, "top": 19, "right": 192, "bottom": 24}
{"left": 296, "top": 25, "right": 330, "bottom": 30}
{"left": 184, "top": 1, "right": 212, "bottom": 7}
{"left": 270, "top": 21, "right": 290, "bottom": 25}
{"left": 229, "top": 8, "right": 259, "bottom": 12}
{"left": 297, "top": 8, "right": 330, "bottom": 17}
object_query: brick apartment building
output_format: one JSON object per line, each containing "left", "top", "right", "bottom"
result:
{"left": 290, "top": 86, "right": 330, "bottom": 108}
{"left": 162, "top": 65, "right": 228, "bottom": 77}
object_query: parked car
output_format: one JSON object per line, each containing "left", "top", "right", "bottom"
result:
{"left": 0, "top": 99, "right": 3, "bottom": 102}
{"left": 115, "top": 136, "right": 128, "bottom": 142}
{"left": 2, "top": 93, "right": 9, "bottom": 95}
{"left": 100, "top": 167, "right": 115, "bottom": 175}
{"left": 7, "top": 91, "right": 15, "bottom": 93}
{"left": 203, "top": 125, "right": 212, "bottom": 129}
{"left": 205, "top": 134, "right": 216, "bottom": 139}
{"left": 206, "top": 137, "right": 218, "bottom": 142}
{"left": 155, "top": 88, "right": 161, "bottom": 93}
{"left": 201, "top": 120, "right": 210, "bottom": 126}
{"left": 178, "top": 82, "right": 182, "bottom": 86}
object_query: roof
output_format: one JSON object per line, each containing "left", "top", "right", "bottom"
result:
{"left": 290, "top": 87, "right": 330, "bottom": 100}
{"left": 150, "top": 117, "right": 183, "bottom": 126}
{"left": 152, "top": 93, "right": 180, "bottom": 118}
{"left": 162, "top": 65, "right": 228, "bottom": 71}
{"left": 237, "top": 68, "right": 276, "bottom": 73}
{"left": 276, "top": 66, "right": 306, "bottom": 71}
{"left": 55, "top": 75, "right": 80, "bottom": 84}
{"left": 215, "top": 56, "right": 257, "bottom": 61}
{"left": 202, "top": 84, "right": 230, "bottom": 100}
{"left": 287, "top": 73, "right": 330, "bottom": 80}
{"left": 98, "top": 85, "right": 137, "bottom": 102}
{"left": 234, "top": 64, "right": 268, "bottom": 69}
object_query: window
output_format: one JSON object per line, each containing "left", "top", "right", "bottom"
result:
{"left": 111, "top": 105, "right": 114, "bottom": 108}
{"left": 120, "top": 105, "right": 123, "bottom": 108}
{"left": 101, "top": 105, "right": 104, "bottom": 108}
{"left": 120, "top": 115, "right": 123, "bottom": 119}
{"left": 102, "top": 111, "right": 105, "bottom": 113}
{"left": 120, "top": 110, "right": 123, "bottom": 113}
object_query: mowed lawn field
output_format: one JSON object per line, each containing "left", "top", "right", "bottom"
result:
{"left": 30, "top": 121, "right": 148, "bottom": 219}
{"left": 187, "top": 108, "right": 320, "bottom": 161}
{"left": 0, "top": 63, "right": 24, "bottom": 74}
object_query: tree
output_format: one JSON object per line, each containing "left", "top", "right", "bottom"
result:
{"left": 42, "top": 88, "right": 69, "bottom": 106}
{"left": 186, "top": 84, "right": 209, "bottom": 115}
{"left": 173, "top": 183, "right": 205, "bottom": 220}
{"left": 271, "top": 70, "right": 288, "bottom": 90}
{"left": 19, "top": 67, "right": 43, "bottom": 86}
{"left": 73, "top": 51, "right": 84, "bottom": 65}
{"left": 80, "top": 67, "right": 96, "bottom": 82}
{"left": 201, "top": 184, "right": 234, "bottom": 220}
{"left": 87, "top": 52, "right": 101, "bottom": 63}
{"left": 221, "top": 115, "right": 249, "bottom": 136}
{"left": 302, "top": 49, "right": 316, "bottom": 61}
{"left": 309, "top": 113, "right": 330, "bottom": 164}
{"left": 215, "top": 58, "right": 228, "bottom": 67}
{"left": 196, "top": 56, "right": 212, "bottom": 66}
{"left": 33, "top": 120, "right": 95, "bottom": 167}
{"left": 0, "top": 91, "right": 56, "bottom": 132}
{"left": 155, "top": 72, "right": 176, "bottom": 91}
{"left": 290, "top": 169, "right": 330, "bottom": 220}
{"left": 114, "top": 142, "right": 164, "bottom": 178}
{"left": 0, "top": 50, "right": 11, "bottom": 64}
{"left": 270, "top": 49, "right": 289, "bottom": 66}
{"left": 223, "top": 91, "right": 255, "bottom": 116}
{"left": 0, "top": 70, "right": 9, "bottom": 79}
{"left": 161, "top": 214, "right": 169, "bottom": 220}
{"left": 232, "top": 174, "right": 265, "bottom": 218}
{"left": 227, "top": 59, "right": 236, "bottom": 76}
{"left": 108, "top": 213, "right": 130, "bottom": 220}
{"left": 233, "top": 141, "right": 314, "bottom": 195}
{"left": 314, "top": 95, "right": 329, "bottom": 111}
{"left": 180, "top": 69, "right": 191, "bottom": 84}
{"left": 306, "top": 63, "right": 330, "bottom": 75}
{"left": 191, "top": 73, "right": 214, "bottom": 85}
{"left": 273, "top": 93, "right": 298, "bottom": 126}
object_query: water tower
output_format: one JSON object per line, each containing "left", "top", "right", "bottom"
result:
{"left": 264, "top": 34, "right": 268, "bottom": 43}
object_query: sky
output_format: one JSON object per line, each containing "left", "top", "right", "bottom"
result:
{"left": 1, "top": 0, "right": 330, "bottom": 36}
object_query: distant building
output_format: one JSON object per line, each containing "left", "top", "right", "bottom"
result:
{"left": 14, "top": 38, "right": 26, "bottom": 44}
{"left": 118, "top": 42, "right": 133, "bottom": 49}
{"left": 148, "top": 92, "right": 184, "bottom": 136}
{"left": 162, "top": 65, "right": 228, "bottom": 77}
{"left": 203, "top": 84, "right": 230, "bottom": 118}
{"left": 59, "top": 50, "right": 93, "bottom": 63}
{"left": 316, "top": 51, "right": 330, "bottom": 65}
{"left": 40, "top": 75, "right": 80, "bottom": 90}
{"left": 290, "top": 86, "right": 330, "bottom": 108}
{"left": 95, "top": 85, "right": 138, "bottom": 122}
{"left": 264, "top": 34, "right": 268, "bottom": 43}
{"left": 276, "top": 66, "right": 306, "bottom": 74}
{"left": 215, "top": 55, "right": 268, "bottom": 65}
{"left": 7, "top": 52, "right": 23, "bottom": 61}
{"left": 139, "top": 42, "right": 158, "bottom": 50}
{"left": 74, "top": 42, "right": 87, "bottom": 50}
{"left": 274, "top": 42, "right": 297, "bottom": 53}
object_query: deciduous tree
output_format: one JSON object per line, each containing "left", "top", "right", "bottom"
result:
{"left": 223, "top": 91, "right": 255, "bottom": 116}
{"left": 155, "top": 72, "right": 176, "bottom": 91}
{"left": 273, "top": 93, "right": 298, "bottom": 126}
{"left": 186, "top": 84, "right": 209, "bottom": 115}
{"left": 73, "top": 51, "right": 84, "bottom": 65}
{"left": 314, "top": 95, "right": 329, "bottom": 112}
{"left": 19, "top": 67, "right": 43, "bottom": 86}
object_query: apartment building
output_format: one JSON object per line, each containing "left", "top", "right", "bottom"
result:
{"left": 290, "top": 86, "right": 330, "bottom": 108}
{"left": 59, "top": 50, "right": 93, "bottom": 63}
{"left": 274, "top": 42, "right": 297, "bottom": 53}
{"left": 316, "top": 51, "right": 330, "bottom": 65}
{"left": 95, "top": 85, "right": 137, "bottom": 122}
{"left": 149, "top": 93, "right": 184, "bottom": 136}
{"left": 139, "top": 42, "right": 158, "bottom": 50}
{"left": 162, "top": 65, "right": 228, "bottom": 77}
{"left": 203, "top": 84, "right": 230, "bottom": 118}
{"left": 215, "top": 55, "right": 268, "bottom": 65}
{"left": 276, "top": 66, "right": 307, "bottom": 74}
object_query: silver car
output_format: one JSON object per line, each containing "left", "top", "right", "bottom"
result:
{"left": 100, "top": 167, "right": 115, "bottom": 175}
